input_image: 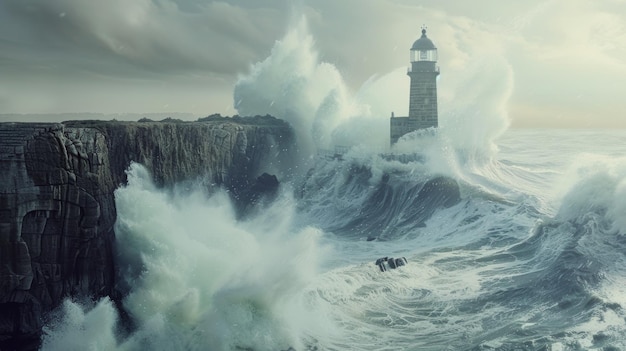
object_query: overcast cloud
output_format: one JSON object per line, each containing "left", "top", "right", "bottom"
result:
{"left": 1, "top": 0, "right": 625, "bottom": 127}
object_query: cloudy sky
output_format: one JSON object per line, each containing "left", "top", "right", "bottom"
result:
{"left": 1, "top": 0, "right": 625, "bottom": 128}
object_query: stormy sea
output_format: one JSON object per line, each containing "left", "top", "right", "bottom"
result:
{"left": 39, "top": 20, "right": 626, "bottom": 351}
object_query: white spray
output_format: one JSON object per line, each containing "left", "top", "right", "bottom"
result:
{"left": 41, "top": 14, "right": 519, "bottom": 351}
{"left": 42, "top": 163, "right": 330, "bottom": 351}
{"left": 554, "top": 154, "right": 626, "bottom": 235}
{"left": 235, "top": 15, "right": 514, "bottom": 182}
{"left": 234, "top": 16, "right": 365, "bottom": 156}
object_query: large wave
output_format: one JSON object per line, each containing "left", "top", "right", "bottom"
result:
{"left": 41, "top": 163, "right": 328, "bottom": 351}
{"left": 40, "top": 14, "right": 580, "bottom": 351}
{"left": 290, "top": 149, "right": 626, "bottom": 350}
{"left": 234, "top": 16, "right": 514, "bottom": 178}
{"left": 233, "top": 16, "right": 367, "bottom": 156}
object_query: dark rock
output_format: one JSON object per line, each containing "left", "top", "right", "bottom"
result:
{"left": 0, "top": 117, "right": 295, "bottom": 347}
{"left": 374, "top": 256, "right": 408, "bottom": 272}
{"left": 234, "top": 172, "right": 281, "bottom": 217}
{"left": 395, "top": 257, "right": 407, "bottom": 267}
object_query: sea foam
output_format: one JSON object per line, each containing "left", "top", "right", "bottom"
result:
{"left": 42, "top": 163, "right": 328, "bottom": 351}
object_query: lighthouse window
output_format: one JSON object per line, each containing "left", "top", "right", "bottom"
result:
{"left": 420, "top": 50, "right": 427, "bottom": 60}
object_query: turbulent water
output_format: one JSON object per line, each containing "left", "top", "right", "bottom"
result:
{"left": 40, "top": 18, "right": 626, "bottom": 351}
{"left": 40, "top": 129, "right": 626, "bottom": 351}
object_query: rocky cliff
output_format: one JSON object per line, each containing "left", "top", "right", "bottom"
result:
{"left": 0, "top": 116, "right": 295, "bottom": 348}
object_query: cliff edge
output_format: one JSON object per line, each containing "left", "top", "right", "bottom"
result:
{"left": 0, "top": 116, "right": 294, "bottom": 348}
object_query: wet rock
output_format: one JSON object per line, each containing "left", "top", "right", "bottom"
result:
{"left": 234, "top": 172, "right": 281, "bottom": 217}
{"left": 0, "top": 117, "right": 295, "bottom": 348}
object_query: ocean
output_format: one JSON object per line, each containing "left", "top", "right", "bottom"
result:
{"left": 37, "top": 17, "right": 626, "bottom": 351}
{"left": 39, "top": 128, "right": 626, "bottom": 351}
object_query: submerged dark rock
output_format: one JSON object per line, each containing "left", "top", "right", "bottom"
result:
{"left": 0, "top": 117, "right": 295, "bottom": 348}
{"left": 375, "top": 256, "right": 408, "bottom": 272}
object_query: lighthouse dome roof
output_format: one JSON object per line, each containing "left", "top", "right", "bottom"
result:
{"left": 411, "top": 29, "right": 436, "bottom": 50}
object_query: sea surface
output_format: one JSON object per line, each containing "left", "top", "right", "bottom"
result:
{"left": 40, "top": 128, "right": 626, "bottom": 351}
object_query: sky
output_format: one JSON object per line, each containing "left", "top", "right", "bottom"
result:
{"left": 1, "top": 0, "right": 625, "bottom": 128}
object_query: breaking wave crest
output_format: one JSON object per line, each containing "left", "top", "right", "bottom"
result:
{"left": 42, "top": 163, "right": 328, "bottom": 351}
{"left": 234, "top": 16, "right": 514, "bottom": 176}
{"left": 38, "top": 12, "right": 626, "bottom": 351}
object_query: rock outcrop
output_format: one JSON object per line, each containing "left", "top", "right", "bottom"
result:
{"left": 0, "top": 116, "right": 294, "bottom": 348}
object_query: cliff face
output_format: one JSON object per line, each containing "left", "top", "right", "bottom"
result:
{"left": 0, "top": 117, "right": 294, "bottom": 347}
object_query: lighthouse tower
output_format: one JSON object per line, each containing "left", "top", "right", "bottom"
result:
{"left": 390, "top": 27, "right": 440, "bottom": 145}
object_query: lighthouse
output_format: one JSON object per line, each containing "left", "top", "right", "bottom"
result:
{"left": 390, "top": 27, "right": 440, "bottom": 145}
